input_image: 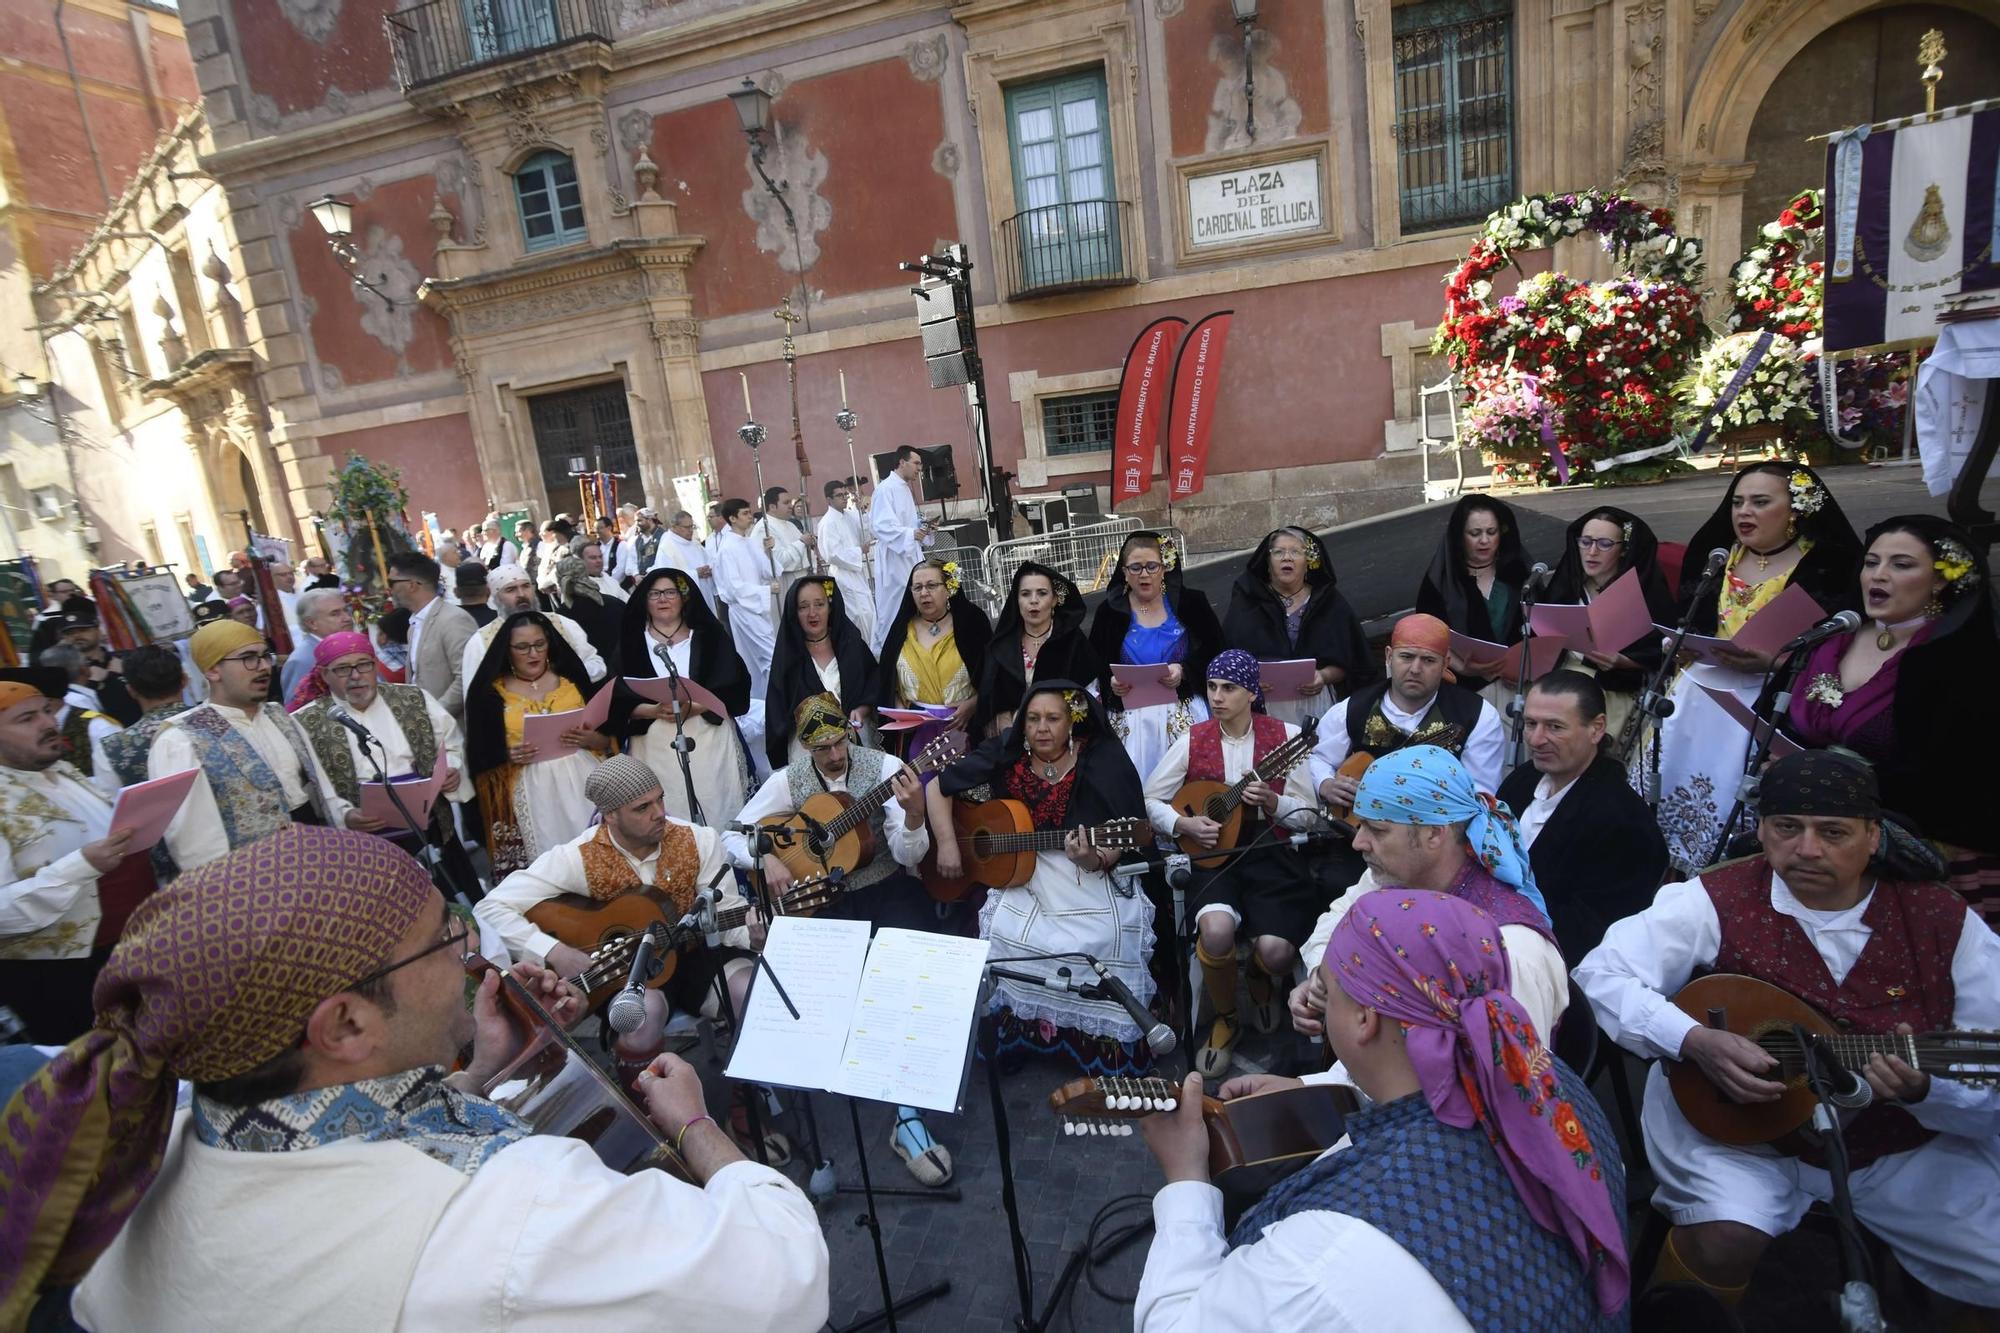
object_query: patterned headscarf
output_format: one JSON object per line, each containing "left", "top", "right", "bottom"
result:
{"left": 0, "top": 827, "right": 436, "bottom": 1322}
{"left": 285, "top": 630, "right": 375, "bottom": 713}
{"left": 1326, "top": 891, "right": 1628, "bottom": 1315}
{"left": 1759, "top": 749, "right": 1881, "bottom": 820}
{"left": 1205, "top": 647, "right": 1265, "bottom": 711}
{"left": 1352, "top": 745, "right": 1548, "bottom": 922}
{"left": 794, "top": 691, "right": 849, "bottom": 748}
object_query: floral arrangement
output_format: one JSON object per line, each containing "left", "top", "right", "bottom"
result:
{"left": 1787, "top": 469, "right": 1826, "bottom": 515}
{"left": 1805, "top": 673, "right": 1846, "bottom": 708}
{"left": 321, "top": 452, "right": 415, "bottom": 598}
{"left": 1674, "top": 331, "right": 1818, "bottom": 440}
{"left": 1435, "top": 191, "right": 1706, "bottom": 484}
{"left": 1727, "top": 189, "right": 1823, "bottom": 339}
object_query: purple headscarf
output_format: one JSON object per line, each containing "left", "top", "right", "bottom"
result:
{"left": 1326, "top": 889, "right": 1629, "bottom": 1315}
{"left": 1204, "top": 647, "right": 1265, "bottom": 711}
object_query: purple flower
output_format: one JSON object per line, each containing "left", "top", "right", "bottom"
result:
{"left": 1497, "top": 295, "right": 1526, "bottom": 315}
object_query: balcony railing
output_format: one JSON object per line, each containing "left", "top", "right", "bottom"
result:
{"left": 387, "top": 0, "right": 614, "bottom": 91}
{"left": 998, "top": 199, "right": 1136, "bottom": 300}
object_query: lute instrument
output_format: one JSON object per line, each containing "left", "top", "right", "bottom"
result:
{"left": 1171, "top": 719, "right": 1318, "bottom": 867}
{"left": 1048, "top": 1076, "right": 1357, "bottom": 1182}
{"left": 532, "top": 870, "right": 845, "bottom": 1005}
{"left": 1667, "top": 973, "right": 2000, "bottom": 1148}
{"left": 759, "top": 732, "right": 964, "bottom": 882}
{"left": 919, "top": 799, "right": 1146, "bottom": 896}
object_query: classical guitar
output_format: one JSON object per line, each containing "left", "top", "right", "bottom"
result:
{"left": 534, "top": 871, "right": 845, "bottom": 1005}
{"left": 1321, "top": 751, "right": 1375, "bottom": 827}
{"left": 920, "top": 801, "right": 1147, "bottom": 897}
{"left": 1048, "top": 1076, "right": 1357, "bottom": 1183}
{"left": 463, "top": 955, "right": 688, "bottom": 1180}
{"left": 1667, "top": 973, "right": 2000, "bottom": 1148}
{"left": 759, "top": 732, "right": 965, "bottom": 882}
{"left": 1171, "top": 719, "right": 1319, "bottom": 867}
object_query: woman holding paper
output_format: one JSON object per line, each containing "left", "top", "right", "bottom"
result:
{"left": 872, "top": 558, "right": 991, "bottom": 764}
{"left": 1652, "top": 462, "right": 1860, "bottom": 869}
{"left": 1416, "top": 497, "right": 1532, "bottom": 701}
{"left": 1221, "top": 526, "right": 1376, "bottom": 728}
{"left": 763, "top": 576, "right": 876, "bottom": 768}
{"left": 465, "top": 610, "right": 609, "bottom": 877}
{"left": 611, "top": 567, "right": 753, "bottom": 829}
{"left": 929, "top": 681, "right": 1155, "bottom": 1076}
{"left": 1088, "top": 532, "right": 1221, "bottom": 781}
{"left": 1768, "top": 515, "right": 2000, "bottom": 913}
{"left": 1542, "top": 507, "right": 1677, "bottom": 741}
{"left": 971, "top": 563, "right": 1104, "bottom": 740}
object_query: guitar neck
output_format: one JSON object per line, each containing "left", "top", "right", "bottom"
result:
{"left": 1787, "top": 1030, "right": 2000, "bottom": 1076}
{"left": 976, "top": 823, "right": 1130, "bottom": 854}
{"left": 1214, "top": 730, "right": 1314, "bottom": 816}
{"left": 822, "top": 749, "right": 947, "bottom": 842}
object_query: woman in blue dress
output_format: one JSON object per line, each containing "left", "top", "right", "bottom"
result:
{"left": 1088, "top": 531, "right": 1221, "bottom": 781}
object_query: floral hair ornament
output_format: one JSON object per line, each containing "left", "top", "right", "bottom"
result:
{"left": 820, "top": 579, "right": 838, "bottom": 601}
{"left": 1787, "top": 469, "right": 1826, "bottom": 516}
{"left": 1621, "top": 521, "right": 1634, "bottom": 544}
{"left": 1053, "top": 583, "right": 1070, "bottom": 607}
{"left": 939, "top": 561, "right": 961, "bottom": 595}
{"left": 1063, "top": 689, "right": 1089, "bottom": 724}
{"left": 1935, "top": 536, "right": 1978, "bottom": 587}
{"left": 1157, "top": 536, "right": 1179, "bottom": 572}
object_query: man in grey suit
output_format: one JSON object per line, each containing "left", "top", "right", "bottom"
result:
{"left": 279, "top": 587, "right": 356, "bottom": 705}
{"left": 387, "top": 550, "right": 477, "bottom": 722}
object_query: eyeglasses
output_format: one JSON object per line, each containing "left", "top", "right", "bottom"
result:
{"left": 323, "top": 660, "right": 377, "bottom": 680}
{"left": 387, "top": 576, "right": 424, "bottom": 588}
{"left": 510, "top": 639, "right": 551, "bottom": 653}
{"left": 219, "top": 650, "right": 276, "bottom": 668}
{"left": 646, "top": 587, "right": 682, "bottom": 602}
{"left": 1576, "top": 536, "right": 1624, "bottom": 552}
{"left": 348, "top": 913, "right": 470, "bottom": 991}
{"left": 1122, "top": 561, "right": 1163, "bottom": 576}
{"left": 910, "top": 580, "right": 946, "bottom": 594}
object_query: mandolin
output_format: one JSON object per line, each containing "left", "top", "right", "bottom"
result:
{"left": 919, "top": 799, "right": 1146, "bottom": 896}
{"left": 533, "top": 871, "right": 845, "bottom": 1005}
{"left": 1171, "top": 720, "right": 1319, "bottom": 867}
{"left": 760, "top": 732, "right": 964, "bottom": 882}
{"left": 1048, "top": 1076, "right": 1357, "bottom": 1182}
{"left": 1667, "top": 973, "right": 2000, "bottom": 1148}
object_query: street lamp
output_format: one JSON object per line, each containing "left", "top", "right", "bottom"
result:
{"left": 1229, "top": 0, "right": 1260, "bottom": 143}
{"left": 306, "top": 193, "right": 395, "bottom": 309}
{"left": 726, "top": 78, "right": 810, "bottom": 331}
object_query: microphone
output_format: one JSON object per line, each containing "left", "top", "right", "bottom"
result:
{"left": 1704, "top": 547, "right": 1730, "bottom": 577}
{"left": 1778, "top": 610, "right": 1863, "bottom": 655}
{"left": 606, "top": 929, "right": 660, "bottom": 1034}
{"left": 1523, "top": 562, "right": 1553, "bottom": 594}
{"left": 327, "top": 706, "right": 375, "bottom": 744}
{"left": 697, "top": 887, "right": 720, "bottom": 949}
{"left": 1086, "top": 956, "right": 1177, "bottom": 1057}
{"left": 1802, "top": 1029, "right": 1874, "bottom": 1111}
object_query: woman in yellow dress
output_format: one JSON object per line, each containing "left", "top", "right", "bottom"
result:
{"left": 465, "top": 609, "right": 611, "bottom": 877}
{"left": 871, "top": 558, "right": 992, "bottom": 762}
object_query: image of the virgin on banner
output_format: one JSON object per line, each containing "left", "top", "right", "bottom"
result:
{"left": 1110, "top": 315, "right": 1186, "bottom": 507}
{"left": 1822, "top": 97, "right": 2000, "bottom": 353}
{"left": 1165, "top": 310, "right": 1235, "bottom": 503}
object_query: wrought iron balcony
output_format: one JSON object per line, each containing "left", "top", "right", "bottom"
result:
{"left": 998, "top": 199, "right": 1136, "bottom": 300}
{"left": 386, "top": 0, "right": 614, "bottom": 91}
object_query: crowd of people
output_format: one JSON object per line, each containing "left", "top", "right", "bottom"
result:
{"left": 2, "top": 456, "right": 1997, "bottom": 1331}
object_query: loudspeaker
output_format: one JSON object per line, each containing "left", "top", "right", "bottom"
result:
{"left": 936, "top": 517, "right": 989, "bottom": 551}
{"left": 914, "top": 275, "right": 976, "bottom": 388}
{"left": 870, "top": 449, "right": 900, "bottom": 484}
{"left": 918, "top": 444, "right": 958, "bottom": 501}
{"left": 1061, "top": 483, "right": 1103, "bottom": 518}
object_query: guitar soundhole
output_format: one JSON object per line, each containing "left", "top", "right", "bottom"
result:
{"left": 805, "top": 832, "right": 827, "bottom": 860}
{"left": 968, "top": 831, "right": 990, "bottom": 860}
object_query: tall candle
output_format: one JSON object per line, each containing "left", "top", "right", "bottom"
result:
{"left": 839, "top": 369, "right": 848, "bottom": 407}
{"left": 740, "top": 371, "right": 753, "bottom": 418}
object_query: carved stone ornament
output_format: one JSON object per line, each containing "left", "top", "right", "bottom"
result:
{"left": 1625, "top": 0, "right": 1664, "bottom": 122}
{"left": 617, "top": 108, "right": 654, "bottom": 154}
{"left": 430, "top": 198, "right": 456, "bottom": 241}
{"left": 1743, "top": 0, "right": 1795, "bottom": 44}
{"left": 352, "top": 226, "right": 425, "bottom": 364}
{"left": 278, "top": 0, "right": 342, "bottom": 44}
{"left": 1205, "top": 29, "right": 1302, "bottom": 153}
{"left": 904, "top": 34, "right": 948, "bottom": 83}
{"left": 1154, "top": 0, "right": 1184, "bottom": 17}
{"left": 459, "top": 273, "right": 648, "bottom": 337}
{"left": 633, "top": 149, "right": 661, "bottom": 201}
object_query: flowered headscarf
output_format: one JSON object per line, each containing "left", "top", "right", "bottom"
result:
{"left": 1352, "top": 745, "right": 1548, "bottom": 922}
{"left": 1326, "top": 890, "right": 1628, "bottom": 1315}
{"left": 1205, "top": 647, "right": 1265, "bottom": 711}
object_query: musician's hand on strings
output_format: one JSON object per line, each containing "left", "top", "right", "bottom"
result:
{"left": 1175, "top": 814, "right": 1221, "bottom": 850}
{"left": 81, "top": 828, "right": 135, "bottom": 874}
{"left": 456, "top": 969, "right": 519, "bottom": 1087}
{"left": 510, "top": 960, "right": 586, "bottom": 1028}
{"left": 541, "top": 942, "right": 594, "bottom": 980}
{"left": 1218, "top": 1073, "right": 1302, "bottom": 1101}
{"left": 635, "top": 1053, "right": 740, "bottom": 1180}
{"left": 1679, "top": 1025, "right": 1785, "bottom": 1103}
{"left": 1863, "top": 1023, "right": 1931, "bottom": 1104}
{"left": 890, "top": 768, "right": 925, "bottom": 823}
{"left": 1063, "top": 827, "right": 1103, "bottom": 870}
{"left": 1241, "top": 779, "right": 1278, "bottom": 812}
{"left": 1290, "top": 967, "right": 1327, "bottom": 1038}
{"left": 761, "top": 853, "right": 795, "bottom": 894}
{"left": 343, "top": 812, "right": 387, "bottom": 833}
{"left": 1140, "top": 1071, "right": 1211, "bottom": 1185}
{"left": 1318, "top": 773, "right": 1361, "bottom": 810}
{"left": 746, "top": 905, "right": 768, "bottom": 951}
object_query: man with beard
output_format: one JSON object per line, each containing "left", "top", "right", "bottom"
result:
{"left": 457, "top": 563, "right": 607, "bottom": 695}
{"left": 1307, "top": 613, "right": 1504, "bottom": 800}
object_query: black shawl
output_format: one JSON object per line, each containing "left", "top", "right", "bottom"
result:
{"left": 1087, "top": 532, "right": 1223, "bottom": 712}
{"left": 1544, "top": 506, "right": 1679, "bottom": 692}
{"left": 763, "top": 576, "right": 877, "bottom": 766}
{"left": 973, "top": 562, "right": 1105, "bottom": 739}
{"left": 871, "top": 565, "right": 993, "bottom": 707}
{"left": 465, "top": 610, "right": 596, "bottom": 780}
{"left": 1677, "top": 461, "right": 1862, "bottom": 635}
{"left": 1415, "top": 497, "right": 1531, "bottom": 662}
{"left": 939, "top": 679, "right": 1146, "bottom": 832}
{"left": 1498, "top": 755, "right": 1669, "bottom": 966}
{"left": 1221, "top": 527, "right": 1378, "bottom": 690}
{"left": 611, "top": 567, "right": 751, "bottom": 740}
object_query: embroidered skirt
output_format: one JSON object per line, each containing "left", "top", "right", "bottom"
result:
{"left": 1110, "top": 697, "right": 1205, "bottom": 787}
{"left": 1652, "top": 661, "right": 1761, "bottom": 872}
{"left": 632, "top": 719, "right": 750, "bottom": 831}
{"left": 978, "top": 852, "right": 1155, "bottom": 1054}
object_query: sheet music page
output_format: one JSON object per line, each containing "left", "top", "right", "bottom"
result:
{"left": 726, "top": 915, "right": 872, "bottom": 1093}
{"left": 831, "top": 929, "right": 990, "bottom": 1114}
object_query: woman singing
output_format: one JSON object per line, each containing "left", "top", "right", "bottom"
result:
{"left": 466, "top": 610, "right": 610, "bottom": 877}
{"left": 873, "top": 558, "right": 992, "bottom": 761}
{"left": 1775, "top": 515, "right": 1998, "bottom": 916}
{"left": 611, "top": 568, "right": 753, "bottom": 829}
{"left": 1416, "top": 496, "right": 1531, "bottom": 698}
{"left": 1088, "top": 532, "right": 1221, "bottom": 780}
{"left": 929, "top": 682, "right": 1155, "bottom": 1075}
{"left": 1222, "top": 527, "right": 1375, "bottom": 727}
{"left": 1654, "top": 461, "right": 1860, "bottom": 869}
{"left": 762, "top": 576, "right": 875, "bottom": 768}
{"left": 1542, "top": 506, "right": 1678, "bottom": 743}
{"left": 972, "top": 562, "right": 1104, "bottom": 739}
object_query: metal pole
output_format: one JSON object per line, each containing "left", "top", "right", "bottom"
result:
{"left": 775, "top": 298, "right": 820, "bottom": 572}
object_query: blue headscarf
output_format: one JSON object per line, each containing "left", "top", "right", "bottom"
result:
{"left": 1352, "top": 745, "right": 1548, "bottom": 922}
{"left": 1204, "top": 648, "right": 1265, "bottom": 711}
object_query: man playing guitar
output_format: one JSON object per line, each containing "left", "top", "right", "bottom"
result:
{"left": 1576, "top": 750, "right": 2000, "bottom": 1311}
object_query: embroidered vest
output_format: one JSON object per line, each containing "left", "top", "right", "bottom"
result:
{"left": 576, "top": 819, "right": 705, "bottom": 917}
{"left": 0, "top": 763, "right": 105, "bottom": 960}
{"left": 636, "top": 529, "right": 662, "bottom": 572}
{"left": 295, "top": 687, "right": 439, "bottom": 804}
{"left": 785, "top": 745, "right": 894, "bottom": 891}
{"left": 101, "top": 705, "right": 188, "bottom": 789}
{"left": 1228, "top": 1070, "right": 1625, "bottom": 1333}
{"left": 172, "top": 704, "right": 329, "bottom": 854}
{"left": 1187, "top": 715, "right": 1291, "bottom": 835}
{"left": 58, "top": 706, "right": 112, "bottom": 777}
{"left": 1704, "top": 856, "right": 1964, "bottom": 1169}
{"left": 1345, "top": 681, "right": 1481, "bottom": 761}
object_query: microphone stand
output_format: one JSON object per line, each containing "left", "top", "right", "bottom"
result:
{"left": 1797, "top": 1028, "right": 1887, "bottom": 1333}
{"left": 1707, "top": 641, "right": 1810, "bottom": 867}
{"left": 352, "top": 730, "right": 476, "bottom": 909}
{"left": 1626, "top": 553, "right": 1730, "bottom": 807}
{"left": 653, "top": 646, "right": 704, "bottom": 826}
{"left": 1505, "top": 580, "right": 1544, "bottom": 770}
